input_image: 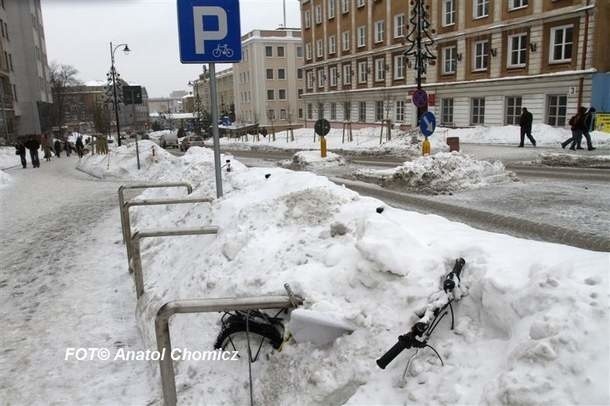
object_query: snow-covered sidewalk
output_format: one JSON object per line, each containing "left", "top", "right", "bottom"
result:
{"left": 0, "top": 158, "right": 153, "bottom": 404}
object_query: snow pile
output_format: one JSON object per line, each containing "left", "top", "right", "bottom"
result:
{"left": 537, "top": 152, "right": 610, "bottom": 168}
{"left": 355, "top": 152, "right": 517, "bottom": 193}
{"left": 0, "top": 146, "right": 18, "bottom": 169}
{"left": 80, "top": 149, "right": 610, "bottom": 405}
{"left": 220, "top": 127, "right": 449, "bottom": 157}
{"left": 446, "top": 124, "right": 610, "bottom": 147}
{"left": 279, "top": 150, "right": 347, "bottom": 170}
{"left": 0, "top": 169, "right": 12, "bottom": 187}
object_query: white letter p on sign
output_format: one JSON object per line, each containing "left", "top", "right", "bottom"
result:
{"left": 193, "top": 6, "right": 228, "bottom": 54}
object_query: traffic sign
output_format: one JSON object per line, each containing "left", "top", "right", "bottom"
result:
{"left": 412, "top": 89, "right": 428, "bottom": 108}
{"left": 315, "top": 119, "right": 331, "bottom": 136}
{"left": 177, "top": 0, "right": 242, "bottom": 63}
{"left": 420, "top": 112, "right": 436, "bottom": 137}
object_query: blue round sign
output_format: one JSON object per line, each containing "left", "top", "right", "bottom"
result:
{"left": 419, "top": 112, "right": 436, "bottom": 137}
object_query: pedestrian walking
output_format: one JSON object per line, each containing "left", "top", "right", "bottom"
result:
{"left": 518, "top": 107, "right": 536, "bottom": 147}
{"left": 41, "top": 133, "right": 52, "bottom": 161}
{"left": 54, "top": 139, "right": 62, "bottom": 158}
{"left": 583, "top": 107, "right": 597, "bottom": 151}
{"left": 75, "top": 135, "right": 84, "bottom": 158}
{"left": 24, "top": 136, "right": 40, "bottom": 168}
{"left": 64, "top": 140, "right": 72, "bottom": 157}
{"left": 562, "top": 107, "right": 587, "bottom": 150}
{"left": 15, "top": 140, "right": 27, "bottom": 168}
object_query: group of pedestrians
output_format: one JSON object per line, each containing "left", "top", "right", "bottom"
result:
{"left": 14, "top": 134, "right": 85, "bottom": 169}
{"left": 518, "top": 106, "right": 597, "bottom": 151}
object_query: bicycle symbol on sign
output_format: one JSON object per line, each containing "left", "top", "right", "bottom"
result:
{"left": 212, "top": 44, "right": 234, "bottom": 58}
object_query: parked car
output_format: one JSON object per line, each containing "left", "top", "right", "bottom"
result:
{"left": 159, "top": 132, "right": 179, "bottom": 149}
{"left": 180, "top": 135, "right": 205, "bottom": 151}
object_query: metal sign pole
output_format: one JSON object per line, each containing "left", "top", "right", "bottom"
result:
{"left": 209, "top": 63, "right": 223, "bottom": 198}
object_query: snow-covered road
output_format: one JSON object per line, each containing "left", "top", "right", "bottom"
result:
{"left": 0, "top": 158, "right": 153, "bottom": 404}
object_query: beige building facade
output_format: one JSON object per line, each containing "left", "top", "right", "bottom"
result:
{"left": 300, "top": 0, "right": 610, "bottom": 128}
{"left": 233, "top": 28, "right": 305, "bottom": 126}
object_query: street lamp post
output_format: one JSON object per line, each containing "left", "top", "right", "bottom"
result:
{"left": 109, "top": 41, "right": 130, "bottom": 146}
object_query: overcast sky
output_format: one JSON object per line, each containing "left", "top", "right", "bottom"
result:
{"left": 41, "top": 0, "right": 301, "bottom": 97}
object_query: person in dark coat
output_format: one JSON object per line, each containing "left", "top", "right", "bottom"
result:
{"left": 64, "top": 140, "right": 72, "bottom": 157}
{"left": 53, "top": 139, "right": 62, "bottom": 158}
{"left": 75, "top": 135, "right": 84, "bottom": 158}
{"left": 24, "top": 136, "right": 40, "bottom": 168}
{"left": 562, "top": 107, "right": 587, "bottom": 150}
{"left": 15, "top": 141, "right": 27, "bottom": 168}
{"left": 583, "top": 107, "right": 596, "bottom": 151}
{"left": 518, "top": 107, "right": 536, "bottom": 147}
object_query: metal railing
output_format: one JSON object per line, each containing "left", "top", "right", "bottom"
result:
{"left": 155, "top": 295, "right": 304, "bottom": 406}
{"left": 118, "top": 183, "right": 193, "bottom": 243}
{"left": 130, "top": 226, "right": 219, "bottom": 298}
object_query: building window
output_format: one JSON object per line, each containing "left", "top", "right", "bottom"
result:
{"left": 343, "top": 64, "right": 352, "bottom": 85}
{"left": 330, "top": 103, "right": 337, "bottom": 120}
{"left": 299, "top": 108, "right": 304, "bottom": 119}
{"left": 278, "top": 68, "right": 286, "bottom": 79}
{"left": 297, "top": 69, "right": 303, "bottom": 79}
{"left": 8, "top": 53, "right": 13, "bottom": 71}
{"left": 547, "top": 95, "right": 567, "bottom": 127}
{"left": 509, "top": 0, "right": 528, "bottom": 10}
{"left": 267, "top": 89, "right": 274, "bottom": 100}
{"left": 318, "top": 103, "right": 324, "bottom": 119}
{"left": 297, "top": 46, "right": 303, "bottom": 58}
{"left": 268, "top": 109, "right": 276, "bottom": 120}
{"left": 279, "top": 89, "right": 286, "bottom": 99}
{"left": 298, "top": 88, "right": 303, "bottom": 98}
{"left": 341, "top": 0, "right": 349, "bottom": 14}
{"left": 344, "top": 102, "right": 351, "bottom": 120}
{"left": 443, "top": 46, "right": 457, "bottom": 74}
{"left": 473, "top": 40, "right": 489, "bottom": 71}
{"left": 277, "top": 46, "right": 285, "bottom": 57}
{"left": 329, "top": 66, "right": 338, "bottom": 86}
{"left": 316, "top": 39, "right": 324, "bottom": 58}
{"left": 441, "top": 98, "right": 454, "bottom": 125}
{"left": 358, "top": 101, "right": 366, "bottom": 122}
{"left": 395, "top": 100, "right": 405, "bottom": 122}
{"left": 357, "top": 61, "right": 368, "bottom": 83}
{"left": 280, "top": 109, "right": 287, "bottom": 120}
{"left": 508, "top": 33, "right": 527, "bottom": 68}
{"left": 317, "top": 69, "right": 325, "bottom": 87}
{"left": 328, "top": 0, "right": 335, "bottom": 19}
{"left": 394, "top": 14, "right": 405, "bottom": 38}
{"left": 304, "top": 10, "right": 311, "bottom": 28}
{"left": 357, "top": 0, "right": 365, "bottom": 7}
{"left": 550, "top": 25, "right": 573, "bottom": 63}
{"left": 471, "top": 98, "right": 485, "bottom": 125}
{"left": 315, "top": 5, "right": 322, "bottom": 24}
{"left": 307, "top": 103, "right": 313, "bottom": 119}
{"left": 443, "top": 0, "right": 456, "bottom": 26}
{"left": 306, "top": 71, "right": 314, "bottom": 89}
{"left": 394, "top": 55, "right": 405, "bottom": 79}
{"left": 265, "top": 46, "right": 273, "bottom": 57}
{"left": 328, "top": 35, "right": 337, "bottom": 54}
{"left": 342, "top": 31, "right": 350, "bottom": 51}
{"left": 357, "top": 26, "right": 366, "bottom": 48}
{"left": 505, "top": 96, "right": 522, "bottom": 125}
{"left": 374, "top": 20, "right": 385, "bottom": 44}
{"left": 266, "top": 69, "right": 274, "bottom": 79}
{"left": 473, "top": 0, "right": 489, "bottom": 19}
{"left": 305, "top": 43, "right": 312, "bottom": 60}
{"left": 375, "top": 101, "right": 384, "bottom": 121}
{"left": 13, "top": 84, "right": 17, "bottom": 101}
{"left": 375, "top": 58, "right": 385, "bottom": 82}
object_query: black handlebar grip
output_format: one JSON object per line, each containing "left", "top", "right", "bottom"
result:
{"left": 376, "top": 340, "right": 406, "bottom": 369}
{"left": 453, "top": 258, "right": 466, "bottom": 278}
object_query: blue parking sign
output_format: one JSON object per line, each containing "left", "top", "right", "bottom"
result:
{"left": 177, "top": 0, "right": 242, "bottom": 63}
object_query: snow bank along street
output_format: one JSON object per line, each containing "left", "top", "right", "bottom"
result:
{"left": 5, "top": 143, "right": 605, "bottom": 404}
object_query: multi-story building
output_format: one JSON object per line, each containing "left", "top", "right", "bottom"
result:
{"left": 0, "top": 0, "right": 52, "bottom": 142}
{"left": 148, "top": 96, "right": 184, "bottom": 115}
{"left": 216, "top": 68, "right": 234, "bottom": 116}
{"left": 233, "top": 28, "right": 305, "bottom": 126}
{"left": 300, "top": 0, "right": 610, "bottom": 128}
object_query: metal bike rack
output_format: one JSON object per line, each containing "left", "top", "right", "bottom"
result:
{"left": 123, "top": 197, "right": 214, "bottom": 268}
{"left": 130, "top": 226, "right": 219, "bottom": 298}
{"left": 118, "top": 183, "right": 193, "bottom": 243}
{"left": 155, "top": 295, "right": 304, "bottom": 406}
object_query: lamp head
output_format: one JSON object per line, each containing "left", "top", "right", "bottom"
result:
{"left": 123, "top": 45, "right": 131, "bottom": 55}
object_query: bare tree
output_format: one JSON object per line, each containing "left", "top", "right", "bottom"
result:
{"left": 49, "top": 62, "right": 80, "bottom": 134}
